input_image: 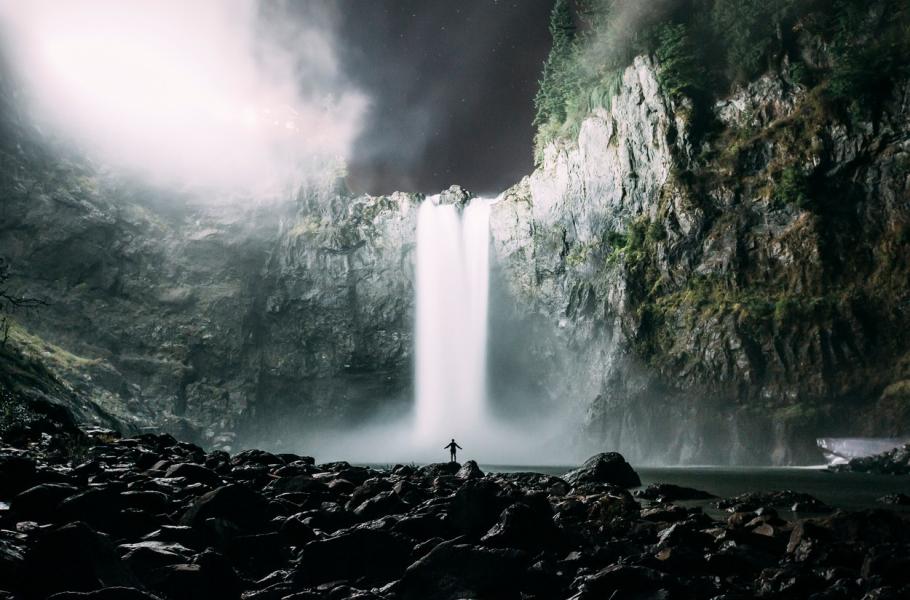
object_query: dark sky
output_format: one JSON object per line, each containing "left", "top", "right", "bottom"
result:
{"left": 332, "top": 0, "right": 554, "bottom": 195}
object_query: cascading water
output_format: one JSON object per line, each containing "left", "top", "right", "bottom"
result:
{"left": 414, "top": 195, "right": 491, "bottom": 448}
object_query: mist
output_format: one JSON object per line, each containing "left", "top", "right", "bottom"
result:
{"left": 0, "top": 0, "right": 367, "bottom": 195}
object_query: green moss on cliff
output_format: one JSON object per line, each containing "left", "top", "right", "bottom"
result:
{"left": 533, "top": 0, "right": 910, "bottom": 158}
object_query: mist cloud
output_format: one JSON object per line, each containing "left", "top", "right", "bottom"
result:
{"left": 0, "top": 0, "right": 367, "bottom": 195}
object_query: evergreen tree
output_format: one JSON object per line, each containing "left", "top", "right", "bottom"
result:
{"left": 533, "top": 0, "right": 577, "bottom": 128}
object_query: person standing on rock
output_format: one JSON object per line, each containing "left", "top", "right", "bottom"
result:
{"left": 444, "top": 438, "right": 462, "bottom": 462}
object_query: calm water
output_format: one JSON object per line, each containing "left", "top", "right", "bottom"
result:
{"left": 483, "top": 465, "right": 910, "bottom": 517}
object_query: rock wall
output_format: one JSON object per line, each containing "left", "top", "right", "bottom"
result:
{"left": 490, "top": 55, "right": 910, "bottom": 464}
{"left": 0, "top": 105, "right": 422, "bottom": 449}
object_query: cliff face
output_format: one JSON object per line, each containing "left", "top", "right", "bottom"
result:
{"left": 0, "top": 104, "right": 421, "bottom": 449}
{"left": 491, "top": 54, "right": 910, "bottom": 464}
{"left": 2, "top": 40, "right": 908, "bottom": 463}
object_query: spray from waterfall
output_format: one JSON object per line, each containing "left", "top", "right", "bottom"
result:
{"left": 414, "top": 195, "right": 491, "bottom": 448}
{"left": 291, "top": 191, "right": 575, "bottom": 465}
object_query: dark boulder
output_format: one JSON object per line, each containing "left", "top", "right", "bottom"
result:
{"left": 22, "top": 522, "right": 138, "bottom": 597}
{"left": 47, "top": 588, "right": 164, "bottom": 600}
{"left": 715, "top": 490, "right": 831, "bottom": 513}
{"left": 226, "top": 532, "right": 290, "bottom": 577}
{"left": 447, "top": 479, "right": 506, "bottom": 538}
{"left": 164, "top": 463, "right": 222, "bottom": 487}
{"left": 12, "top": 483, "right": 79, "bottom": 521}
{"left": 230, "top": 450, "right": 285, "bottom": 468}
{"left": 119, "top": 541, "right": 194, "bottom": 580}
{"left": 563, "top": 453, "right": 641, "bottom": 489}
{"left": 267, "top": 475, "right": 329, "bottom": 495}
{"left": 180, "top": 484, "right": 270, "bottom": 531}
{"left": 572, "top": 564, "right": 672, "bottom": 599}
{"left": 397, "top": 539, "right": 527, "bottom": 600}
{"left": 481, "top": 497, "right": 561, "bottom": 551}
{"left": 455, "top": 460, "right": 484, "bottom": 480}
{"left": 296, "top": 529, "right": 412, "bottom": 585}
{"left": 877, "top": 493, "right": 910, "bottom": 505}
{"left": 0, "top": 537, "right": 25, "bottom": 591}
{"left": 636, "top": 483, "right": 716, "bottom": 502}
{"left": 145, "top": 553, "right": 242, "bottom": 600}
{"left": 417, "top": 462, "right": 461, "bottom": 478}
{"left": 352, "top": 490, "right": 409, "bottom": 520}
{"left": 0, "top": 454, "right": 36, "bottom": 498}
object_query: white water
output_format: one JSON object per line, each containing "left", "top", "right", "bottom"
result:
{"left": 414, "top": 195, "right": 491, "bottom": 449}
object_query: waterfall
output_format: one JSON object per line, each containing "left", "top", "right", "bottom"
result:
{"left": 414, "top": 195, "right": 491, "bottom": 447}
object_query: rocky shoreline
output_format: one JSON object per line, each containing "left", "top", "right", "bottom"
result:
{"left": 830, "top": 443, "right": 910, "bottom": 476}
{"left": 2, "top": 432, "right": 909, "bottom": 599}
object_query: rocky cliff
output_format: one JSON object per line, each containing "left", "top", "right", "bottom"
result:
{"left": 490, "top": 49, "right": 910, "bottom": 464}
{"left": 0, "top": 77, "right": 425, "bottom": 449}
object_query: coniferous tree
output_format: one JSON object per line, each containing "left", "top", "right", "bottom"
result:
{"left": 533, "top": 0, "right": 577, "bottom": 128}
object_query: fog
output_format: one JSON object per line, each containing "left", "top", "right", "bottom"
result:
{"left": 0, "top": 0, "right": 367, "bottom": 194}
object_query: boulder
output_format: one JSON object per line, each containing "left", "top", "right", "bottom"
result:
{"left": 352, "top": 490, "right": 409, "bottom": 520}
{"left": 480, "top": 498, "right": 561, "bottom": 551}
{"left": 179, "top": 484, "right": 270, "bottom": 531}
{"left": 417, "top": 462, "right": 461, "bottom": 478}
{"left": 266, "top": 475, "right": 328, "bottom": 495}
{"left": 145, "top": 553, "right": 241, "bottom": 600}
{"left": 572, "top": 565, "right": 672, "bottom": 599}
{"left": 397, "top": 539, "right": 526, "bottom": 600}
{"left": 164, "top": 463, "right": 222, "bottom": 487}
{"left": 0, "top": 454, "right": 36, "bottom": 498}
{"left": 635, "top": 483, "right": 716, "bottom": 502}
{"left": 12, "top": 483, "right": 79, "bottom": 521}
{"left": 455, "top": 460, "right": 484, "bottom": 480}
{"left": 47, "top": 588, "right": 164, "bottom": 600}
{"left": 22, "top": 522, "right": 138, "bottom": 597}
{"left": 296, "top": 529, "right": 411, "bottom": 585}
{"left": 563, "top": 453, "right": 641, "bottom": 489}
{"left": 877, "top": 493, "right": 910, "bottom": 505}
{"left": 447, "top": 479, "right": 506, "bottom": 538}
{"left": 715, "top": 490, "right": 831, "bottom": 513}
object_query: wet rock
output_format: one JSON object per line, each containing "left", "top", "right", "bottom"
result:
{"left": 164, "top": 463, "right": 222, "bottom": 487}
{"left": 877, "top": 493, "right": 910, "bottom": 505}
{"left": 296, "top": 529, "right": 411, "bottom": 585}
{"left": 455, "top": 460, "right": 484, "bottom": 480}
{"left": 0, "top": 454, "right": 36, "bottom": 498}
{"left": 22, "top": 522, "right": 138, "bottom": 597}
{"left": 636, "top": 483, "right": 716, "bottom": 502}
{"left": 352, "top": 490, "right": 408, "bottom": 520}
{"left": 12, "top": 483, "right": 79, "bottom": 521}
{"left": 180, "top": 484, "right": 270, "bottom": 531}
{"left": 267, "top": 475, "right": 329, "bottom": 495}
{"left": 226, "top": 532, "right": 290, "bottom": 577}
{"left": 417, "top": 462, "right": 461, "bottom": 478}
{"left": 715, "top": 490, "right": 831, "bottom": 513}
{"left": 481, "top": 497, "right": 561, "bottom": 551}
{"left": 47, "top": 588, "right": 164, "bottom": 600}
{"left": 119, "top": 541, "right": 194, "bottom": 579}
{"left": 397, "top": 539, "right": 526, "bottom": 600}
{"left": 563, "top": 453, "right": 641, "bottom": 489}
{"left": 447, "top": 479, "right": 507, "bottom": 538}
{"left": 832, "top": 444, "right": 910, "bottom": 475}
{"left": 571, "top": 564, "right": 672, "bottom": 600}
{"left": 145, "top": 556, "right": 242, "bottom": 600}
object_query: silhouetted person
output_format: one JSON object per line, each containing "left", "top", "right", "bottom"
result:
{"left": 444, "top": 438, "right": 462, "bottom": 463}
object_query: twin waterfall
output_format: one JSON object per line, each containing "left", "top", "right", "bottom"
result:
{"left": 414, "top": 195, "right": 491, "bottom": 448}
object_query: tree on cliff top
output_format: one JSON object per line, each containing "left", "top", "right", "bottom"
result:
{"left": 533, "top": 0, "right": 577, "bottom": 129}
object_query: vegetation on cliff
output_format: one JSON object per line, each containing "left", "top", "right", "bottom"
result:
{"left": 533, "top": 0, "right": 910, "bottom": 159}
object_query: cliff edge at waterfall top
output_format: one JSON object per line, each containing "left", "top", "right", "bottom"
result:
{"left": 2, "top": 1, "right": 910, "bottom": 599}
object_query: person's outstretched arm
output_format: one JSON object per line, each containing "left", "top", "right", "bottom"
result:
{"left": 456, "top": 443, "right": 462, "bottom": 449}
